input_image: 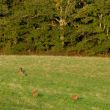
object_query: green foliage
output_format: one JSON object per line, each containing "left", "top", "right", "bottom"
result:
{"left": 0, "top": 0, "right": 110, "bottom": 55}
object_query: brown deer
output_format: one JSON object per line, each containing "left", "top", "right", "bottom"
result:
{"left": 71, "top": 95, "right": 79, "bottom": 101}
{"left": 32, "top": 89, "right": 38, "bottom": 97}
{"left": 18, "top": 67, "right": 27, "bottom": 76}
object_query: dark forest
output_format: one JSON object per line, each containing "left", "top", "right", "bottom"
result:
{"left": 0, "top": 0, "right": 110, "bottom": 55}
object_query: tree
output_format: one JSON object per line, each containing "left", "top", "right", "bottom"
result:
{"left": 0, "top": 0, "right": 110, "bottom": 55}
{"left": 53, "top": 0, "right": 76, "bottom": 47}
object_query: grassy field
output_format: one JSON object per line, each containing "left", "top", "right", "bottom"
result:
{"left": 0, "top": 56, "right": 110, "bottom": 110}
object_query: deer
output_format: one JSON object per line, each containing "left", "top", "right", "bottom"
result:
{"left": 18, "top": 67, "right": 27, "bottom": 76}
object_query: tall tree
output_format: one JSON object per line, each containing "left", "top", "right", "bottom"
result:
{"left": 53, "top": 0, "right": 76, "bottom": 47}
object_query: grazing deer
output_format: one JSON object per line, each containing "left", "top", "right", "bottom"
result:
{"left": 71, "top": 95, "right": 79, "bottom": 101}
{"left": 18, "top": 67, "right": 27, "bottom": 76}
{"left": 32, "top": 89, "right": 38, "bottom": 97}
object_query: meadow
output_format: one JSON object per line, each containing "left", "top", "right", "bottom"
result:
{"left": 0, "top": 56, "right": 110, "bottom": 110}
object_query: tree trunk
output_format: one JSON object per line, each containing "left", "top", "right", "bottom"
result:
{"left": 59, "top": 18, "right": 67, "bottom": 47}
{"left": 60, "top": 27, "right": 65, "bottom": 47}
{"left": 107, "top": 27, "right": 109, "bottom": 36}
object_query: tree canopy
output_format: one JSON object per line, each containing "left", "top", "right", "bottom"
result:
{"left": 0, "top": 0, "right": 110, "bottom": 55}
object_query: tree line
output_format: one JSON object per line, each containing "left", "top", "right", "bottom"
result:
{"left": 0, "top": 0, "right": 110, "bottom": 55}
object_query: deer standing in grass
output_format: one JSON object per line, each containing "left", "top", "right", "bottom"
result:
{"left": 18, "top": 67, "right": 27, "bottom": 76}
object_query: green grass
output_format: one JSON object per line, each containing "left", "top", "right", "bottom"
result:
{"left": 0, "top": 55, "right": 110, "bottom": 110}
